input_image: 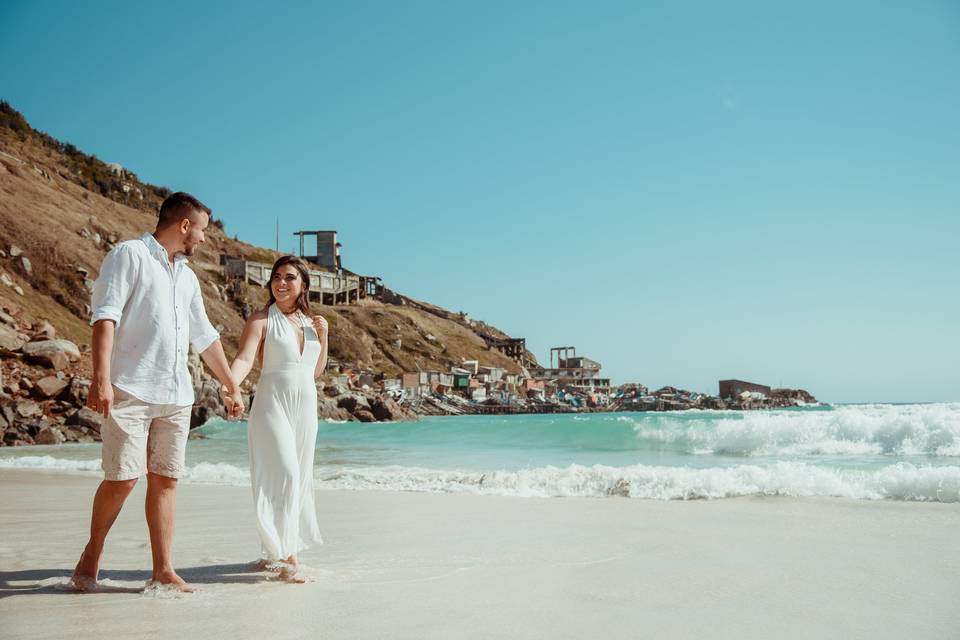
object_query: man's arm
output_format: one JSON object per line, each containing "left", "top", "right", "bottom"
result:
{"left": 87, "top": 320, "right": 116, "bottom": 418}
{"left": 199, "top": 340, "right": 243, "bottom": 418}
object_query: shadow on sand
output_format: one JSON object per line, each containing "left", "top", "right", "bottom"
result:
{"left": 0, "top": 562, "right": 270, "bottom": 598}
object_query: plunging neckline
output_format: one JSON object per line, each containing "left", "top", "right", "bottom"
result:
{"left": 275, "top": 304, "right": 306, "bottom": 360}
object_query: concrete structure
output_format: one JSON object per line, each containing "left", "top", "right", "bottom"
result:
{"left": 293, "top": 230, "right": 340, "bottom": 269}
{"left": 530, "top": 346, "right": 611, "bottom": 392}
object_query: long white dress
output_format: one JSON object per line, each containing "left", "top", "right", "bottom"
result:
{"left": 248, "top": 303, "right": 323, "bottom": 560}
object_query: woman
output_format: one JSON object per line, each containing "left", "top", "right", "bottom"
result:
{"left": 223, "top": 255, "right": 329, "bottom": 582}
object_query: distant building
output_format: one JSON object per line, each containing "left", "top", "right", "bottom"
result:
{"left": 293, "top": 230, "right": 340, "bottom": 269}
{"left": 529, "top": 346, "right": 611, "bottom": 391}
{"left": 719, "top": 379, "right": 771, "bottom": 400}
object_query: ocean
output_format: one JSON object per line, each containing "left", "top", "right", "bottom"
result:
{"left": 3, "top": 403, "right": 959, "bottom": 501}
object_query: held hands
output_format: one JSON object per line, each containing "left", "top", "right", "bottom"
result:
{"left": 219, "top": 385, "right": 245, "bottom": 420}
{"left": 86, "top": 378, "right": 114, "bottom": 418}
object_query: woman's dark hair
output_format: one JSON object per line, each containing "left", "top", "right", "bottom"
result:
{"left": 266, "top": 256, "right": 311, "bottom": 314}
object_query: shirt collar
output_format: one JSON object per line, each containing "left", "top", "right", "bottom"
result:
{"left": 141, "top": 232, "right": 188, "bottom": 265}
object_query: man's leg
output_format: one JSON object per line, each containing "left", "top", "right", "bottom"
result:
{"left": 72, "top": 478, "right": 138, "bottom": 590}
{"left": 145, "top": 472, "right": 194, "bottom": 591}
{"left": 72, "top": 387, "right": 147, "bottom": 591}
{"left": 144, "top": 404, "right": 194, "bottom": 591}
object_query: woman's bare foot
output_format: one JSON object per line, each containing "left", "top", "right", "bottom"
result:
{"left": 277, "top": 564, "right": 308, "bottom": 584}
{"left": 150, "top": 569, "right": 197, "bottom": 593}
{"left": 69, "top": 548, "right": 100, "bottom": 592}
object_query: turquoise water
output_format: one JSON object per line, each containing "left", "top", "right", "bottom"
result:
{"left": 3, "top": 404, "right": 960, "bottom": 501}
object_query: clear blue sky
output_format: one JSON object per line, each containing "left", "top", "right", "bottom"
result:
{"left": 2, "top": 1, "right": 958, "bottom": 402}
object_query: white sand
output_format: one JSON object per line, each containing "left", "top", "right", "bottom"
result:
{"left": 1, "top": 469, "right": 958, "bottom": 639}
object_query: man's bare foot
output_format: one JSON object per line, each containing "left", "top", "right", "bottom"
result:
{"left": 277, "top": 564, "right": 308, "bottom": 584}
{"left": 149, "top": 569, "right": 197, "bottom": 593}
{"left": 69, "top": 548, "right": 99, "bottom": 592}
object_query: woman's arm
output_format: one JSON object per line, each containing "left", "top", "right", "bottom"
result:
{"left": 311, "top": 314, "right": 329, "bottom": 379}
{"left": 224, "top": 311, "right": 268, "bottom": 393}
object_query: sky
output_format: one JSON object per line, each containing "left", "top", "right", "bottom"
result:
{"left": 1, "top": 0, "right": 958, "bottom": 402}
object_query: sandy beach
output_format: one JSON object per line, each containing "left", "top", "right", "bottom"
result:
{"left": 0, "top": 469, "right": 957, "bottom": 640}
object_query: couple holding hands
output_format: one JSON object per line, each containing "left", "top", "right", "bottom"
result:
{"left": 73, "top": 191, "right": 326, "bottom": 591}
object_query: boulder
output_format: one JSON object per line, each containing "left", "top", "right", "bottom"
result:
{"left": 13, "top": 285, "right": 23, "bottom": 296}
{"left": 353, "top": 409, "right": 376, "bottom": 423}
{"left": 32, "top": 320, "right": 56, "bottom": 339}
{"left": 3, "top": 431, "right": 33, "bottom": 446}
{"left": 34, "top": 426, "right": 65, "bottom": 445}
{"left": 15, "top": 400, "right": 41, "bottom": 418}
{"left": 0, "top": 323, "right": 25, "bottom": 350}
{"left": 34, "top": 375, "right": 69, "bottom": 399}
{"left": 19, "top": 256, "right": 32, "bottom": 276}
{"left": 19, "top": 377, "right": 33, "bottom": 391}
{"left": 65, "top": 407, "right": 103, "bottom": 432}
{"left": 336, "top": 393, "right": 370, "bottom": 413}
{"left": 323, "top": 379, "right": 350, "bottom": 398}
{"left": 190, "top": 378, "right": 228, "bottom": 428}
{"left": 317, "top": 397, "right": 353, "bottom": 422}
{"left": 64, "top": 377, "right": 90, "bottom": 405}
{"left": 370, "top": 396, "right": 418, "bottom": 422}
{"left": 9, "top": 245, "right": 23, "bottom": 258}
{"left": 22, "top": 340, "right": 80, "bottom": 362}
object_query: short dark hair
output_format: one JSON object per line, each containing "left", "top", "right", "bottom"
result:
{"left": 157, "top": 192, "right": 211, "bottom": 229}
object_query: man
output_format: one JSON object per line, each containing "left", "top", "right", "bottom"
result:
{"left": 71, "top": 192, "right": 244, "bottom": 593}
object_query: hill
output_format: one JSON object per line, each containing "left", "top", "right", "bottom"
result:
{"left": 0, "top": 100, "right": 536, "bottom": 444}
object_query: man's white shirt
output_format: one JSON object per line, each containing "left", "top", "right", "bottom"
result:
{"left": 90, "top": 233, "right": 219, "bottom": 406}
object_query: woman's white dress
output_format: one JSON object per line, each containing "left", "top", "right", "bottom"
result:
{"left": 248, "top": 303, "right": 323, "bottom": 560}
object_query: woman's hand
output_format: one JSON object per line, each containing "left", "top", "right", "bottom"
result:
{"left": 219, "top": 384, "right": 245, "bottom": 419}
{"left": 311, "top": 315, "right": 329, "bottom": 338}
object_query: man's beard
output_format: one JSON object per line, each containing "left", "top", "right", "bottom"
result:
{"left": 182, "top": 243, "right": 197, "bottom": 256}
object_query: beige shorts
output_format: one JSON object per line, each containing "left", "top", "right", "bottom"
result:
{"left": 100, "top": 386, "right": 192, "bottom": 481}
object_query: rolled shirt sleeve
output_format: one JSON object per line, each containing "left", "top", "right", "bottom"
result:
{"left": 90, "top": 244, "right": 136, "bottom": 326}
{"left": 188, "top": 279, "right": 220, "bottom": 353}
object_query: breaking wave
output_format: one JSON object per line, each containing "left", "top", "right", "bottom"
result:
{"left": 316, "top": 461, "right": 960, "bottom": 502}
{"left": 4, "top": 455, "right": 957, "bottom": 502}
{"left": 625, "top": 403, "right": 960, "bottom": 456}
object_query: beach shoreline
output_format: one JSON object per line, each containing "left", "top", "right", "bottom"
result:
{"left": 1, "top": 469, "right": 957, "bottom": 639}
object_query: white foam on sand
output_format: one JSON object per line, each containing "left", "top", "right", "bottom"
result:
{"left": 3, "top": 454, "right": 958, "bottom": 501}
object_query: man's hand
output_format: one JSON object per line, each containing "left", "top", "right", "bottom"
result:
{"left": 311, "top": 315, "right": 328, "bottom": 339}
{"left": 220, "top": 385, "right": 245, "bottom": 419}
{"left": 87, "top": 378, "right": 114, "bottom": 418}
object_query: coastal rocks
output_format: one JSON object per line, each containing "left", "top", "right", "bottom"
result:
{"left": 353, "top": 409, "right": 376, "bottom": 423}
{"left": 191, "top": 378, "right": 228, "bottom": 428}
{"left": 32, "top": 320, "right": 56, "bottom": 339}
{"left": 316, "top": 397, "right": 353, "bottom": 422}
{"left": 65, "top": 407, "right": 103, "bottom": 432}
{"left": 15, "top": 399, "right": 41, "bottom": 418}
{"left": 34, "top": 425, "right": 65, "bottom": 445}
{"left": 64, "top": 377, "right": 89, "bottom": 405}
{"left": 21, "top": 340, "right": 80, "bottom": 366}
{"left": 34, "top": 375, "right": 68, "bottom": 399}
{"left": 369, "top": 396, "right": 418, "bottom": 422}
{"left": 0, "top": 323, "right": 26, "bottom": 350}
{"left": 323, "top": 379, "right": 350, "bottom": 398}
{"left": 336, "top": 393, "right": 370, "bottom": 414}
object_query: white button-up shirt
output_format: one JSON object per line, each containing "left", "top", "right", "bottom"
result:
{"left": 90, "top": 233, "right": 220, "bottom": 406}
